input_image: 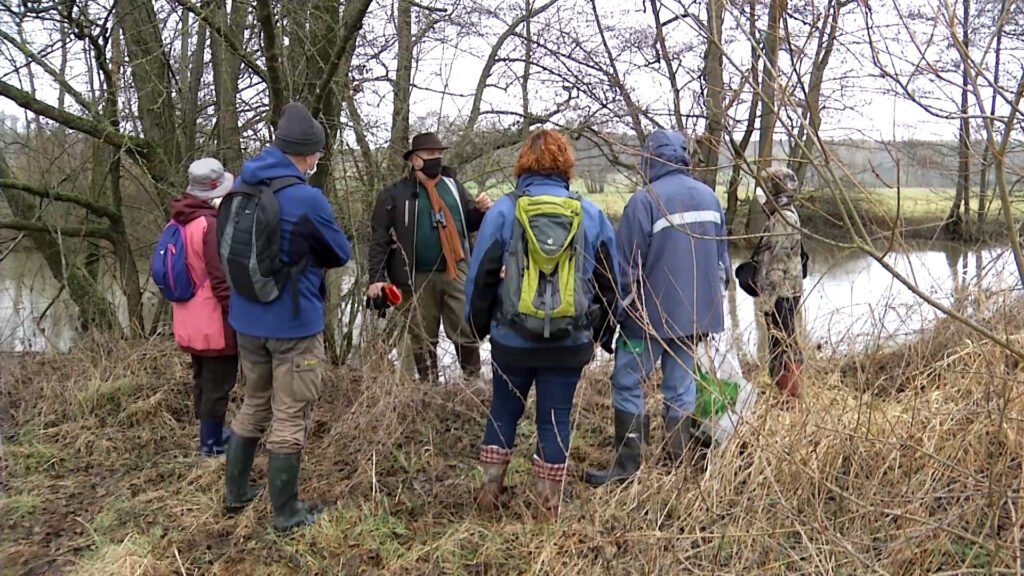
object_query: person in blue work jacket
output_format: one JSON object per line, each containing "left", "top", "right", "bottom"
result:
{"left": 585, "top": 128, "right": 730, "bottom": 486}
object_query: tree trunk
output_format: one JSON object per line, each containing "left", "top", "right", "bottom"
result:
{"left": 791, "top": 0, "right": 839, "bottom": 187}
{"left": 180, "top": 10, "right": 207, "bottom": 159}
{"left": 695, "top": 0, "right": 725, "bottom": 189}
{"left": 105, "top": 25, "right": 144, "bottom": 333}
{"left": 255, "top": 0, "right": 287, "bottom": 127}
{"left": 746, "top": 0, "right": 783, "bottom": 235}
{"left": 946, "top": 0, "right": 971, "bottom": 239}
{"left": 210, "top": 0, "right": 247, "bottom": 169}
{"left": 757, "top": 0, "right": 782, "bottom": 171}
{"left": 299, "top": 0, "right": 370, "bottom": 363}
{"left": 115, "top": 0, "right": 181, "bottom": 187}
{"left": 388, "top": 0, "right": 413, "bottom": 178}
{"left": 649, "top": 0, "right": 685, "bottom": 132}
{"left": 726, "top": 0, "right": 760, "bottom": 234}
{"left": 977, "top": 0, "right": 1004, "bottom": 228}
{"left": 521, "top": 0, "right": 533, "bottom": 139}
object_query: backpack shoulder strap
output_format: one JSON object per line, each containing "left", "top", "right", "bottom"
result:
{"left": 265, "top": 176, "right": 303, "bottom": 194}
{"left": 230, "top": 176, "right": 303, "bottom": 196}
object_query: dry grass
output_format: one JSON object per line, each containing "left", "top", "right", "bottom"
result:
{"left": 3, "top": 313, "right": 1024, "bottom": 574}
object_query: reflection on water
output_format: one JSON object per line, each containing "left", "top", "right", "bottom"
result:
{"left": 3, "top": 243, "right": 1022, "bottom": 365}
{"left": 1, "top": 252, "right": 78, "bottom": 352}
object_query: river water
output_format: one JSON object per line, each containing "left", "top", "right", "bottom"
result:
{"left": 2, "top": 243, "right": 1021, "bottom": 371}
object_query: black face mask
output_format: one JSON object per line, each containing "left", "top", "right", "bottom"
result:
{"left": 419, "top": 157, "right": 443, "bottom": 179}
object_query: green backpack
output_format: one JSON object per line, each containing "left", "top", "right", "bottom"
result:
{"left": 500, "top": 190, "right": 589, "bottom": 340}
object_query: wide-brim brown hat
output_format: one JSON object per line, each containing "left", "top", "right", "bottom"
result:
{"left": 403, "top": 132, "right": 449, "bottom": 160}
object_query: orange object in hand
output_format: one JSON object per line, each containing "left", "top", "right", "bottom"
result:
{"left": 382, "top": 283, "right": 402, "bottom": 307}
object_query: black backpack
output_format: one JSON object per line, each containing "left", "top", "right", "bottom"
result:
{"left": 217, "top": 176, "right": 305, "bottom": 313}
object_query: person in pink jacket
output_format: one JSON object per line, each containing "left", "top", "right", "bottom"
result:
{"left": 170, "top": 158, "right": 238, "bottom": 456}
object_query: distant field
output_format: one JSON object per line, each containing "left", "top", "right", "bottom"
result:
{"left": 580, "top": 186, "right": 1023, "bottom": 222}
{"left": 470, "top": 179, "right": 1021, "bottom": 223}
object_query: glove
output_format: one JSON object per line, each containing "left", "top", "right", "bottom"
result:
{"left": 365, "top": 295, "right": 389, "bottom": 319}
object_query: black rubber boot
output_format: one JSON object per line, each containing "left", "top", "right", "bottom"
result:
{"left": 413, "top": 350, "right": 439, "bottom": 383}
{"left": 664, "top": 416, "right": 693, "bottom": 466}
{"left": 268, "top": 452, "right": 324, "bottom": 533}
{"left": 455, "top": 343, "right": 481, "bottom": 378}
{"left": 584, "top": 410, "right": 649, "bottom": 487}
{"left": 224, "top": 433, "right": 263, "bottom": 513}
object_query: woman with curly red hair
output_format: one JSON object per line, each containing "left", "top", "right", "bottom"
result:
{"left": 464, "top": 129, "right": 620, "bottom": 518}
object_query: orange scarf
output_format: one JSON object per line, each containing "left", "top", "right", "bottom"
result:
{"left": 423, "top": 178, "right": 465, "bottom": 279}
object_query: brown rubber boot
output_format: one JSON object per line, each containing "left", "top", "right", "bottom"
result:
{"left": 776, "top": 362, "right": 803, "bottom": 404}
{"left": 475, "top": 446, "right": 513, "bottom": 512}
{"left": 532, "top": 456, "right": 567, "bottom": 522}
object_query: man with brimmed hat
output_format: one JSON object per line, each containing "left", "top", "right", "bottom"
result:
{"left": 165, "top": 157, "right": 237, "bottom": 458}
{"left": 221, "top": 101, "right": 352, "bottom": 533}
{"left": 367, "top": 132, "right": 492, "bottom": 383}
{"left": 751, "top": 166, "right": 805, "bottom": 402}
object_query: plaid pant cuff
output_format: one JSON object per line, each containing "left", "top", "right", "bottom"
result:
{"left": 532, "top": 455, "right": 567, "bottom": 481}
{"left": 480, "top": 445, "right": 514, "bottom": 465}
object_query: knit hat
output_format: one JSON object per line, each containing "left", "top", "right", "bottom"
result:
{"left": 272, "top": 102, "right": 326, "bottom": 156}
{"left": 185, "top": 158, "right": 234, "bottom": 200}
{"left": 763, "top": 166, "right": 799, "bottom": 197}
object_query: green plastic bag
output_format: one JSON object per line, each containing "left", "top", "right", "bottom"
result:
{"left": 694, "top": 364, "right": 740, "bottom": 422}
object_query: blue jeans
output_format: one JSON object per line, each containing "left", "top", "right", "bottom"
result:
{"left": 611, "top": 334, "right": 698, "bottom": 420}
{"left": 482, "top": 361, "right": 583, "bottom": 465}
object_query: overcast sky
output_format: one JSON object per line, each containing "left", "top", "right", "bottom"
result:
{"left": 380, "top": 0, "right": 1013, "bottom": 143}
{"left": 1, "top": 0, "right": 1014, "bottom": 146}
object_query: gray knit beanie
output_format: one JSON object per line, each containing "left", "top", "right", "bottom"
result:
{"left": 272, "top": 102, "right": 325, "bottom": 156}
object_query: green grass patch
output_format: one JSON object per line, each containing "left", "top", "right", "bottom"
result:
{"left": 6, "top": 427, "right": 63, "bottom": 476}
{"left": 0, "top": 493, "right": 44, "bottom": 523}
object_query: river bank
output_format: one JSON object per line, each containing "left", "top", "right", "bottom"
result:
{"left": 3, "top": 303, "right": 1024, "bottom": 574}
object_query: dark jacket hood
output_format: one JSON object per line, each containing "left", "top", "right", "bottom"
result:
{"left": 170, "top": 195, "right": 217, "bottom": 223}
{"left": 641, "top": 129, "right": 692, "bottom": 184}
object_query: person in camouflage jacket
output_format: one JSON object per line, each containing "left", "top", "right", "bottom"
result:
{"left": 751, "top": 167, "right": 804, "bottom": 401}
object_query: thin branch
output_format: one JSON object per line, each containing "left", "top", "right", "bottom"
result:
{"left": 0, "top": 218, "right": 114, "bottom": 241}
{"left": 310, "top": 0, "right": 372, "bottom": 120}
{"left": 0, "top": 178, "right": 122, "bottom": 222}
{"left": 170, "top": 0, "right": 268, "bottom": 82}
{"left": 0, "top": 78, "right": 151, "bottom": 158}
{"left": 465, "top": 0, "right": 559, "bottom": 131}
{"left": 0, "top": 27, "right": 99, "bottom": 116}
{"left": 254, "top": 0, "right": 285, "bottom": 126}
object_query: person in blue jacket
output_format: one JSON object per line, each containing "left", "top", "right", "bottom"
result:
{"left": 465, "top": 129, "right": 619, "bottom": 519}
{"left": 585, "top": 128, "right": 730, "bottom": 486}
{"left": 222, "top": 102, "right": 352, "bottom": 532}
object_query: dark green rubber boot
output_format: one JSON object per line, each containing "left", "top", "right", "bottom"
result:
{"left": 268, "top": 452, "right": 324, "bottom": 532}
{"left": 224, "top": 433, "right": 263, "bottom": 513}
{"left": 584, "top": 410, "right": 649, "bottom": 486}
